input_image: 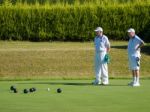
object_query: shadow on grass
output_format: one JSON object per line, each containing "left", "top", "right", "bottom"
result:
{"left": 141, "top": 46, "right": 150, "bottom": 55}
{"left": 17, "top": 82, "right": 92, "bottom": 86}
{"left": 111, "top": 45, "right": 150, "bottom": 55}
{"left": 17, "top": 81, "right": 127, "bottom": 86}
{"left": 111, "top": 45, "right": 127, "bottom": 49}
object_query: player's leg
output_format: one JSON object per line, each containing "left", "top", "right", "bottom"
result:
{"left": 101, "top": 63, "right": 109, "bottom": 85}
{"left": 132, "top": 70, "right": 136, "bottom": 85}
{"left": 135, "top": 70, "right": 140, "bottom": 83}
{"left": 93, "top": 54, "right": 101, "bottom": 85}
{"left": 133, "top": 70, "right": 140, "bottom": 86}
{"left": 128, "top": 56, "right": 136, "bottom": 86}
{"left": 128, "top": 56, "right": 140, "bottom": 86}
{"left": 133, "top": 56, "right": 140, "bottom": 86}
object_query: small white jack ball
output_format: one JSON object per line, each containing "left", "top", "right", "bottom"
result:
{"left": 47, "top": 88, "right": 50, "bottom": 91}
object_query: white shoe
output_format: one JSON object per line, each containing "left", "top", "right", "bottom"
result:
{"left": 133, "top": 82, "right": 140, "bottom": 87}
{"left": 102, "top": 82, "right": 109, "bottom": 85}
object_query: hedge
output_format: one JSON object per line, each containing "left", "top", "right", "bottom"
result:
{"left": 0, "top": 2, "right": 150, "bottom": 41}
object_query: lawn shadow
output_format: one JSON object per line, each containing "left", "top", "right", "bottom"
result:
{"left": 17, "top": 81, "right": 128, "bottom": 87}
{"left": 111, "top": 45, "right": 127, "bottom": 50}
{"left": 17, "top": 81, "right": 92, "bottom": 86}
{"left": 141, "top": 45, "right": 150, "bottom": 55}
{"left": 111, "top": 45, "right": 150, "bottom": 55}
{"left": 105, "top": 84, "right": 128, "bottom": 87}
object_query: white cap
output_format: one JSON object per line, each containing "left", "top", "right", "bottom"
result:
{"left": 94, "top": 27, "right": 103, "bottom": 32}
{"left": 127, "top": 28, "right": 135, "bottom": 33}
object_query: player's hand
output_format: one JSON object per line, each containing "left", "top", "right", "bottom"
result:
{"left": 104, "top": 53, "right": 110, "bottom": 64}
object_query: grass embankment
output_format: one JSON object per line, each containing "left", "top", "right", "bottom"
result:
{"left": 0, "top": 41, "right": 149, "bottom": 80}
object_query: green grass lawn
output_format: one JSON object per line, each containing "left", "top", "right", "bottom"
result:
{"left": 0, "top": 80, "right": 150, "bottom": 112}
{"left": 0, "top": 41, "right": 150, "bottom": 80}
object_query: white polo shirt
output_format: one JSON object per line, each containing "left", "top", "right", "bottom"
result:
{"left": 94, "top": 35, "right": 110, "bottom": 53}
{"left": 128, "top": 35, "right": 144, "bottom": 57}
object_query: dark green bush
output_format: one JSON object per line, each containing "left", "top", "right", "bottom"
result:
{"left": 0, "top": 2, "right": 150, "bottom": 41}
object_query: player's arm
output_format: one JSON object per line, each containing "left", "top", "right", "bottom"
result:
{"left": 106, "top": 39, "right": 110, "bottom": 53}
{"left": 104, "top": 36, "right": 110, "bottom": 53}
{"left": 136, "top": 40, "right": 145, "bottom": 50}
{"left": 107, "top": 46, "right": 110, "bottom": 53}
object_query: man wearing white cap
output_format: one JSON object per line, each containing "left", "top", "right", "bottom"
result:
{"left": 127, "top": 28, "right": 144, "bottom": 87}
{"left": 93, "top": 27, "right": 110, "bottom": 85}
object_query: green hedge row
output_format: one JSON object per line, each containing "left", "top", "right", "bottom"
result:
{"left": 0, "top": 4, "right": 150, "bottom": 41}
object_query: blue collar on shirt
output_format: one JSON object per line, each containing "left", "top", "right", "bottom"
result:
{"left": 97, "top": 35, "right": 103, "bottom": 38}
{"left": 131, "top": 35, "right": 136, "bottom": 39}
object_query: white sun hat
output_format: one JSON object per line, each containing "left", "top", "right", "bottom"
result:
{"left": 127, "top": 28, "right": 135, "bottom": 33}
{"left": 94, "top": 27, "right": 103, "bottom": 32}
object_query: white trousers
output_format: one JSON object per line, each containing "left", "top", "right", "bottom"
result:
{"left": 95, "top": 52, "right": 109, "bottom": 84}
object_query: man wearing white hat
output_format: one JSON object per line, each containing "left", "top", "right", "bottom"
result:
{"left": 93, "top": 27, "right": 110, "bottom": 85}
{"left": 127, "top": 28, "right": 144, "bottom": 87}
